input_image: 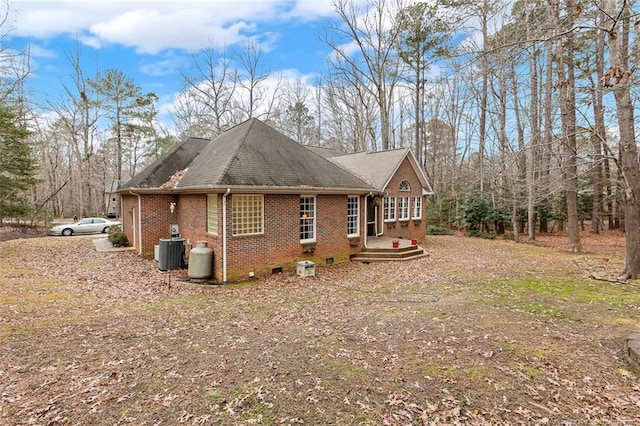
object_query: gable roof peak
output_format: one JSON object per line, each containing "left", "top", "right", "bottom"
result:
{"left": 176, "top": 118, "right": 374, "bottom": 191}
{"left": 329, "top": 147, "right": 431, "bottom": 192}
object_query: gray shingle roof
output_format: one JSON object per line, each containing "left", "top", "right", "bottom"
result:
{"left": 329, "top": 148, "right": 413, "bottom": 190}
{"left": 176, "top": 118, "right": 373, "bottom": 191}
{"left": 121, "top": 119, "right": 433, "bottom": 195}
{"left": 305, "top": 145, "right": 344, "bottom": 159}
{"left": 120, "top": 137, "right": 210, "bottom": 189}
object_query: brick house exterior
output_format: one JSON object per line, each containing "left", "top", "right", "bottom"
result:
{"left": 119, "top": 119, "right": 432, "bottom": 282}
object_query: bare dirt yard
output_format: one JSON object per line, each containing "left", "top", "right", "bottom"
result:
{"left": 1, "top": 229, "right": 639, "bottom": 425}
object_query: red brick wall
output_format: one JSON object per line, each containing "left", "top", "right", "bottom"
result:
{"left": 381, "top": 157, "right": 426, "bottom": 242}
{"left": 127, "top": 188, "right": 423, "bottom": 282}
{"left": 222, "top": 193, "right": 364, "bottom": 281}
{"left": 178, "top": 194, "right": 223, "bottom": 280}
{"left": 138, "top": 193, "right": 366, "bottom": 282}
{"left": 121, "top": 193, "right": 178, "bottom": 258}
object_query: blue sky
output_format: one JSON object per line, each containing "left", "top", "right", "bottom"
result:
{"left": 7, "top": 0, "right": 342, "bottom": 121}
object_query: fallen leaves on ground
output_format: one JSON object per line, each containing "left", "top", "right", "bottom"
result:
{"left": 0, "top": 231, "right": 639, "bottom": 425}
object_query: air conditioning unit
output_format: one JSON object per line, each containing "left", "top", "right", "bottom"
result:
{"left": 296, "top": 261, "right": 315, "bottom": 277}
{"left": 158, "top": 237, "right": 185, "bottom": 271}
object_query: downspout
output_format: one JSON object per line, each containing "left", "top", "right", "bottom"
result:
{"left": 377, "top": 194, "right": 383, "bottom": 237}
{"left": 129, "top": 191, "right": 142, "bottom": 256}
{"left": 222, "top": 188, "right": 231, "bottom": 283}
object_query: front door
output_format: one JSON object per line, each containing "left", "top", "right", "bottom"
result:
{"left": 367, "top": 195, "right": 377, "bottom": 237}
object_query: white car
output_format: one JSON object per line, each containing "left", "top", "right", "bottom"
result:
{"left": 49, "top": 217, "right": 122, "bottom": 236}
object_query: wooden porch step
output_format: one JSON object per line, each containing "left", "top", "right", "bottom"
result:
{"left": 359, "top": 245, "right": 418, "bottom": 254}
{"left": 351, "top": 246, "right": 427, "bottom": 263}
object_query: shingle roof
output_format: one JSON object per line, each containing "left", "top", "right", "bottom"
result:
{"left": 305, "top": 145, "right": 344, "bottom": 159}
{"left": 329, "top": 148, "right": 413, "bottom": 190}
{"left": 120, "top": 137, "right": 210, "bottom": 189}
{"left": 121, "top": 119, "right": 434, "bottom": 195}
{"left": 331, "top": 148, "right": 433, "bottom": 193}
{"left": 175, "top": 118, "right": 373, "bottom": 191}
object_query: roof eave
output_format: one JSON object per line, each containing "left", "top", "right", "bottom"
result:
{"left": 121, "top": 185, "right": 380, "bottom": 196}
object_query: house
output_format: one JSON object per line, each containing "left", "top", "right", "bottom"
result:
{"left": 118, "top": 118, "right": 432, "bottom": 282}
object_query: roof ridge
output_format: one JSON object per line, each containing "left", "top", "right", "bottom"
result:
{"left": 216, "top": 118, "right": 255, "bottom": 185}
{"left": 303, "top": 146, "right": 372, "bottom": 189}
{"left": 336, "top": 147, "right": 410, "bottom": 157}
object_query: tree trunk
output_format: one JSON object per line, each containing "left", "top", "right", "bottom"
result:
{"left": 591, "top": 12, "right": 606, "bottom": 234}
{"left": 478, "top": 7, "right": 488, "bottom": 194}
{"left": 603, "top": 142, "right": 615, "bottom": 229}
{"left": 555, "top": 0, "right": 582, "bottom": 252}
{"left": 615, "top": 86, "right": 639, "bottom": 277}
{"left": 604, "top": 0, "right": 640, "bottom": 279}
{"left": 527, "top": 28, "right": 541, "bottom": 242}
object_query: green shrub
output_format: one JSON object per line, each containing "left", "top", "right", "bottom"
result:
{"left": 108, "top": 226, "right": 129, "bottom": 247}
{"left": 467, "top": 230, "right": 496, "bottom": 239}
{"left": 427, "top": 225, "right": 454, "bottom": 235}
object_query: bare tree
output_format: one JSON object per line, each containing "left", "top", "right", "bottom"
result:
{"left": 553, "top": 0, "right": 582, "bottom": 252}
{"left": 395, "top": 1, "right": 452, "bottom": 166}
{"left": 275, "top": 79, "right": 316, "bottom": 144}
{"left": 446, "top": 0, "right": 504, "bottom": 194}
{"left": 575, "top": 6, "right": 608, "bottom": 234}
{"left": 45, "top": 44, "right": 101, "bottom": 217}
{"left": 590, "top": 16, "right": 606, "bottom": 235}
{"left": 180, "top": 46, "right": 237, "bottom": 138}
{"left": 323, "top": 0, "right": 404, "bottom": 150}
{"left": 234, "top": 39, "right": 281, "bottom": 122}
{"left": 603, "top": 0, "right": 640, "bottom": 279}
{"left": 321, "top": 74, "right": 378, "bottom": 152}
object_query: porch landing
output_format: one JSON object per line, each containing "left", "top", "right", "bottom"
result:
{"left": 351, "top": 237, "right": 428, "bottom": 263}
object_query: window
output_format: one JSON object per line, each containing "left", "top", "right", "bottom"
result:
{"left": 232, "top": 194, "right": 263, "bottom": 235}
{"left": 207, "top": 194, "right": 218, "bottom": 234}
{"left": 300, "top": 196, "right": 316, "bottom": 243}
{"left": 399, "top": 180, "right": 411, "bottom": 191}
{"left": 399, "top": 196, "right": 410, "bottom": 220}
{"left": 412, "top": 196, "right": 422, "bottom": 220}
{"left": 347, "top": 196, "right": 359, "bottom": 237}
{"left": 383, "top": 196, "right": 396, "bottom": 222}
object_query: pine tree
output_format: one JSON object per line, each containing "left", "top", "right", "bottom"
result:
{"left": 0, "top": 105, "right": 38, "bottom": 218}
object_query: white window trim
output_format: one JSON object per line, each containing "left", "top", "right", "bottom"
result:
{"left": 384, "top": 196, "right": 396, "bottom": 222}
{"left": 399, "top": 180, "right": 411, "bottom": 192}
{"left": 412, "top": 196, "right": 422, "bottom": 220}
{"left": 300, "top": 195, "right": 316, "bottom": 244}
{"left": 207, "top": 194, "right": 218, "bottom": 235}
{"left": 347, "top": 195, "right": 360, "bottom": 237}
{"left": 232, "top": 194, "right": 264, "bottom": 236}
{"left": 399, "top": 196, "right": 410, "bottom": 221}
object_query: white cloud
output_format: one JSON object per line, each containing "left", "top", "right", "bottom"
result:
{"left": 140, "top": 52, "right": 190, "bottom": 77}
{"left": 9, "top": 1, "right": 126, "bottom": 38}
{"left": 78, "top": 34, "right": 103, "bottom": 50}
{"left": 284, "top": 0, "right": 336, "bottom": 20}
{"left": 9, "top": 0, "right": 335, "bottom": 54}
{"left": 89, "top": 8, "right": 255, "bottom": 54}
{"left": 26, "top": 44, "right": 56, "bottom": 59}
{"left": 11, "top": 0, "right": 337, "bottom": 132}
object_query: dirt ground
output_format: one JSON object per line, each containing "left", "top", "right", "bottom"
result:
{"left": 0, "top": 229, "right": 639, "bottom": 425}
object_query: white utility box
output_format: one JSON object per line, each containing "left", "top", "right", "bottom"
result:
{"left": 296, "top": 261, "right": 316, "bottom": 277}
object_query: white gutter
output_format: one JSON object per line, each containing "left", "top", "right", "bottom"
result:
{"left": 129, "top": 191, "right": 143, "bottom": 256}
{"left": 222, "top": 188, "right": 231, "bottom": 283}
